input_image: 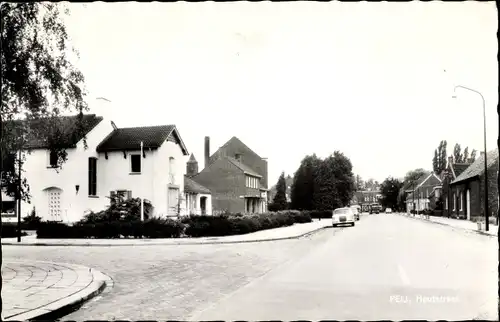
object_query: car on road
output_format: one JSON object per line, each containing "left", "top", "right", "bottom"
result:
{"left": 369, "top": 203, "right": 381, "bottom": 214}
{"left": 350, "top": 206, "right": 360, "bottom": 221}
{"left": 385, "top": 208, "right": 392, "bottom": 213}
{"left": 332, "top": 207, "right": 356, "bottom": 227}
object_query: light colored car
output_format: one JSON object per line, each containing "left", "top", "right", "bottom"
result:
{"left": 350, "top": 206, "right": 360, "bottom": 221}
{"left": 385, "top": 208, "right": 393, "bottom": 213}
{"left": 332, "top": 207, "right": 356, "bottom": 227}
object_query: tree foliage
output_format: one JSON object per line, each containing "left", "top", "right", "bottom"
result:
{"left": 432, "top": 140, "right": 447, "bottom": 174}
{"left": 397, "top": 168, "right": 428, "bottom": 210}
{"left": 1, "top": 3, "right": 87, "bottom": 206}
{"left": 291, "top": 151, "right": 355, "bottom": 211}
{"left": 271, "top": 172, "right": 288, "bottom": 211}
{"left": 451, "top": 143, "right": 476, "bottom": 164}
{"left": 380, "top": 177, "right": 403, "bottom": 210}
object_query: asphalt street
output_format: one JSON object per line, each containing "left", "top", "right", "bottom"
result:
{"left": 2, "top": 213, "right": 498, "bottom": 320}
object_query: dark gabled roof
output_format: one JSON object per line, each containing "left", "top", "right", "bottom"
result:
{"left": 226, "top": 156, "right": 262, "bottom": 177}
{"left": 2, "top": 114, "right": 103, "bottom": 149}
{"left": 96, "top": 125, "right": 188, "bottom": 155}
{"left": 452, "top": 163, "right": 470, "bottom": 178}
{"left": 184, "top": 175, "right": 211, "bottom": 194}
{"left": 452, "top": 149, "right": 499, "bottom": 184}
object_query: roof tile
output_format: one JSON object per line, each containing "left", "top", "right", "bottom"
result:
{"left": 184, "top": 175, "right": 211, "bottom": 194}
{"left": 96, "top": 125, "right": 175, "bottom": 152}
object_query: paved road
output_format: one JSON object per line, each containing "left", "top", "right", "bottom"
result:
{"left": 2, "top": 213, "right": 497, "bottom": 320}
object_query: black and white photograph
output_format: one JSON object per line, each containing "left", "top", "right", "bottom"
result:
{"left": 1, "top": 1, "right": 498, "bottom": 321}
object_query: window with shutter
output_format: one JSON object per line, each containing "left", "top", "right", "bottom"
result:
{"left": 48, "top": 150, "right": 58, "bottom": 168}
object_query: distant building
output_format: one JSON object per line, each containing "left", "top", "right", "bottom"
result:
{"left": 191, "top": 136, "right": 269, "bottom": 214}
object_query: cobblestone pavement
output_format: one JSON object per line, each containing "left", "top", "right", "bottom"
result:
{"left": 2, "top": 226, "right": 338, "bottom": 320}
{"left": 1, "top": 261, "right": 107, "bottom": 321}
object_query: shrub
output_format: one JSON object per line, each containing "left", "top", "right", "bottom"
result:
{"left": 37, "top": 221, "right": 75, "bottom": 239}
{"left": 80, "top": 197, "right": 153, "bottom": 224}
{"left": 143, "top": 218, "right": 185, "bottom": 238}
{"left": 1, "top": 223, "right": 28, "bottom": 238}
{"left": 22, "top": 207, "right": 42, "bottom": 230}
{"left": 309, "top": 210, "right": 332, "bottom": 219}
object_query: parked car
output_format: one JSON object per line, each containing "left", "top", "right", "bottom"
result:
{"left": 369, "top": 203, "right": 381, "bottom": 214}
{"left": 385, "top": 208, "right": 392, "bottom": 213}
{"left": 350, "top": 206, "right": 360, "bottom": 221}
{"left": 332, "top": 207, "right": 356, "bottom": 227}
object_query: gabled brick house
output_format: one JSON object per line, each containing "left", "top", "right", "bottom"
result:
{"left": 190, "top": 136, "right": 269, "bottom": 214}
{"left": 440, "top": 156, "right": 470, "bottom": 218}
{"left": 449, "top": 149, "right": 498, "bottom": 221}
{"left": 405, "top": 172, "right": 442, "bottom": 212}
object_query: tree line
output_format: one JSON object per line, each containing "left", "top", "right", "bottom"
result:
{"left": 269, "top": 151, "right": 356, "bottom": 212}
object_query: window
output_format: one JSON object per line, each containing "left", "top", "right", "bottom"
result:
{"left": 130, "top": 154, "right": 141, "bottom": 173}
{"left": 453, "top": 193, "right": 456, "bottom": 210}
{"left": 88, "top": 157, "right": 97, "bottom": 196}
{"left": 445, "top": 196, "right": 448, "bottom": 209}
{"left": 169, "top": 157, "right": 175, "bottom": 174}
{"left": 48, "top": 150, "right": 58, "bottom": 168}
{"left": 426, "top": 189, "right": 428, "bottom": 198}
{"left": 459, "top": 192, "right": 463, "bottom": 211}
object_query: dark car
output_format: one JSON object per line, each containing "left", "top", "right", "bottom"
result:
{"left": 369, "top": 204, "right": 381, "bottom": 214}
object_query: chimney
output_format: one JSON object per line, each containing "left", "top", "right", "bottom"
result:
{"left": 204, "top": 136, "right": 210, "bottom": 168}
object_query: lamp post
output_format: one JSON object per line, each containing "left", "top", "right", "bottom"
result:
{"left": 140, "top": 141, "right": 144, "bottom": 222}
{"left": 452, "top": 85, "right": 489, "bottom": 231}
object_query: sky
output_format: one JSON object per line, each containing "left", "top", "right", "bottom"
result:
{"left": 62, "top": 1, "right": 498, "bottom": 186}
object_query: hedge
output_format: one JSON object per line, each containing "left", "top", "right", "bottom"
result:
{"left": 1, "top": 223, "right": 28, "bottom": 238}
{"left": 36, "top": 210, "right": 313, "bottom": 239}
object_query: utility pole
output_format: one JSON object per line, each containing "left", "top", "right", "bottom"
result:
{"left": 140, "top": 141, "right": 144, "bottom": 222}
{"left": 17, "top": 148, "right": 22, "bottom": 242}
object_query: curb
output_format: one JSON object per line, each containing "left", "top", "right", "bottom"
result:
{"left": 3, "top": 261, "right": 110, "bottom": 321}
{"left": 397, "top": 213, "right": 497, "bottom": 238}
{"left": 1, "top": 225, "right": 331, "bottom": 247}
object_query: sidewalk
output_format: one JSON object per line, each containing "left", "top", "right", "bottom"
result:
{"left": 1, "top": 219, "right": 332, "bottom": 247}
{"left": 1, "top": 260, "right": 109, "bottom": 321}
{"left": 398, "top": 212, "right": 498, "bottom": 237}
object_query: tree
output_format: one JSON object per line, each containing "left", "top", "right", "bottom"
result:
{"left": 291, "top": 154, "right": 322, "bottom": 210}
{"left": 355, "top": 174, "right": 364, "bottom": 191}
{"left": 380, "top": 177, "right": 403, "bottom": 210}
{"left": 312, "top": 151, "right": 355, "bottom": 210}
{"left": 469, "top": 149, "right": 477, "bottom": 163}
{"left": 453, "top": 143, "right": 462, "bottom": 163}
{"left": 1, "top": 3, "right": 87, "bottom": 210}
{"left": 271, "top": 172, "right": 288, "bottom": 211}
{"left": 439, "top": 140, "right": 447, "bottom": 173}
{"left": 463, "top": 147, "right": 469, "bottom": 164}
{"left": 432, "top": 149, "right": 439, "bottom": 173}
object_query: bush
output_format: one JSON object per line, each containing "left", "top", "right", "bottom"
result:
{"left": 1, "top": 223, "right": 28, "bottom": 238}
{"left": 37, "top": 221, "right": 75, "bottom": 239}
{"left": 22, "top": 207, "right": 42, "bottom": 230}
{"left": 80, "top": 197, "right": 153, "bottom": 224}
{"left": 308, "top": 210, "right": 332, "bottom": 219}
{"left": 143, "top": 218, "right": 184, "bottom": 238}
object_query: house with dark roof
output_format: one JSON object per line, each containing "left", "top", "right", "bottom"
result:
{"left": 448, "top": 149, "right": 498, "bottom": 221}
{"left": 354, "top": 190, "right": 382, "bottom": 212}
{"left": 1, "top": 114, "right": 115, "bottom": 223}
{"left": 1, "top": 113, "right": 207, "bottom": 222}
{"left": 440, "top": 156, "right": 471, "bottom": 218}
{"left": 189, "top": 136, "right": 269, "bottom": 214}
{"left": 405, "top": 172, "right": 442, "bottom": 213}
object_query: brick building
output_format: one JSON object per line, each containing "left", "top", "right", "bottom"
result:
{"left": 448, "top": 149, "right": 498, "bottom": 221}
{"left": 405, "top": 172, "right": 442, "bottom": 212}
{"left": 189, "top": 136, "right": 268, "bottom": 214}
{"left": 440, "top": 156, "right": 470, "bottom": 218}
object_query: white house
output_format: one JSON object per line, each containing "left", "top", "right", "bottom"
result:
{"left": 1, "top": 113, "right": 213, "bottom": 223}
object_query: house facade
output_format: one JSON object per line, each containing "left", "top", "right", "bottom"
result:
{"left": 354, "top": 190, "right": 382, "bottom": 212}
{"left": 184, "top": 154, "right": 212, "bottom": 215}
{"left": 405, "top": 172, "right": 442, "bottom": 212}
{"left": 192, "top": 136, "right": 268, "bottom": 214}
{"left": 1, "top": 114, "right": 212, "bottom": 223}
{"left": 440, "top": 156, "right": 470, "bottom": 218}
{"left": 448, "top": 149, "right": 498, "bottom": 221}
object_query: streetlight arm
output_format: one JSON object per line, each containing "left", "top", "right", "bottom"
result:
{"left": 453, "top": 85, "right": 485, "bottom": 105}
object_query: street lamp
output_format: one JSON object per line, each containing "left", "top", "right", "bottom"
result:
{"left": 452, "top": 85, "right": 489, "bottom": 231}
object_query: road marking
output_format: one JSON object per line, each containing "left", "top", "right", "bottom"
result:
{"left": 398, "top": 264, "right": 411, "bottom": 286}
